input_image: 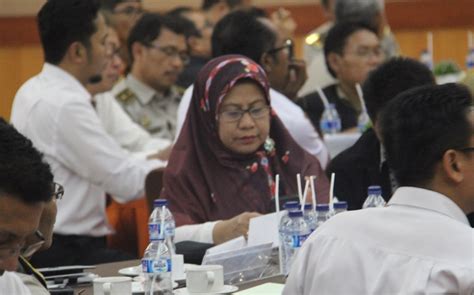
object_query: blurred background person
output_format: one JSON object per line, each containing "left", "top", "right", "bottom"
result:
{"left": 298, "top": 21, "right": 384, "bottom": 132}
{"left": 100, "top": 0, "right": 144, "bottom": 69}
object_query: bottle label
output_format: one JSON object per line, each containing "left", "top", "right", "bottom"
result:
{"left": 141, "top": 258, "right": 172, "bottom": 273}
{"left": 291, "top": 234, "right": 309, "bottom": 248}
{"left": 164, "top": 224, "right": 175, "bottom": 237}
{"left": 148, "top": 223, "right": 161, "bottom": 240}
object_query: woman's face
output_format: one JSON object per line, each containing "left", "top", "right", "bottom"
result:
{"left": 218, "top": 81, "right": 270, "bottom": 155}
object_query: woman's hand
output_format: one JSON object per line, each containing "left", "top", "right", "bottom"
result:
{"left": 212, "top": 212, "right": 261, "bottom": 245}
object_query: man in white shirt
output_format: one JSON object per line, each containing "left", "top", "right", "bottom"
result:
{"left": 0, "top": 118, "right": 55, "bottom": 294}
{"left": 284, "top": 83, "right": 474, "bottom": 294}
{"left": 176, "top": 10, "right": 329, "bottom": 168}
{"left": 11, "top": 0, "right": 164, "bottom": 267}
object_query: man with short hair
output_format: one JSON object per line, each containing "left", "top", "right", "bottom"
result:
{"left": 300, "top": 0, "right": 398, "bottom": 96}
{"left": 168, "top": 7, "right": 213, "bottom": 88}
{"left": 284, "top": 83, "right": 474, "bottom": 294}
{"left": 201, "top": 0, "right": 248, "bottom": 26}
{"left": 327, "top": 57, "right": 436, "bottom": 209}
{"left": 0, "top": 118, "right": 54, "bottom": 294}
{"left": 112, "top": 13, "right": 189, "bottom": 141}
{"left": 299, "top": 21, "right": 383, "bottom": 132}
{"left": 176, "top": 10, "right": 329, "bottom": 168}
{"left": 100, "top": 0, "right": 143, "bottom": 68}
{"left": 11, "top": 0, "right": 164, "bottom": 267}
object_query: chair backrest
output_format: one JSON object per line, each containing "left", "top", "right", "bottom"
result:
{"left": 145, "top": 168, "right": 165, "bottom": 213}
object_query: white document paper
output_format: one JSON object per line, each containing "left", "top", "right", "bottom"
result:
{"left": 248, "top": 211, "right": 285, "bottom": 248}
{"left": 205, "top": 235, "right": 247, "bottom": 256}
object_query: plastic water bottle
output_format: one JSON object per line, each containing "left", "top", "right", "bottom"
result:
{"left": 149, "top": 199, "right": 176, "bottom": 254}
{"left": 278, "top": 201, "right": 300, "bottom": 274}
{"left": 420, "top": 49, "right": 433, "bottom": 70}
{"left": 358, "top": 111, "right": 371, "bottom": 132}
{"left": 142, "top": 238, "right": 172, "bottom": 295}
{"left": 303, "top": 204, "right": 317, "bottom": 233}
{"left": 333, "top": 201, "right": 348, "bottom": 214}
{"left": 280, "top": 210, "right": 310, "bottom": 275}
{"left": 466, "top": 48, "right": 474, "bottom": 70}
{"left": 362, "top": 185, "right": 386, "bottom": 208}
{"left": 315, "top": 204, "right": 333, "bottom": 229}
{"left": 320, "top": 104, "right": 341, "bottom": 135}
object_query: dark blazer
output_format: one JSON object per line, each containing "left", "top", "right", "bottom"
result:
{"left": 327, "top": 128, "right": 474, "bottom": 227}
{"left": 326, "top": 128, "right": 392, "bottom": 210}
{"left": 297, "top": 84, "right": 358, "bottom": 133}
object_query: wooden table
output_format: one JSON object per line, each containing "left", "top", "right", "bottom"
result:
{"left": 72, "top": 260, "right": 285, "bottom": 294}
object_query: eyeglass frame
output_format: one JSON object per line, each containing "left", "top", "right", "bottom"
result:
{"left": 142, "top": 42, "right": 191, "bottom": 65}
{"left": 113, "top": 6, "right": 144, "bottom": 17}
{"left": 218, "top": 105, "right": 271, "bottom": 123}
{"left": 0, "top": 230, "right": 45, "bottom": 262}
{"left": 457, "top": 147, "right": 474, "bottom": 153}
{"left": 343, "top": 45, "right": 384, "bottom": 60}
{"left": 266, "top": 39, "right": 294, "bottom": 60}
{"left": 53, "top": 182, "right": 64, "bottom": 200}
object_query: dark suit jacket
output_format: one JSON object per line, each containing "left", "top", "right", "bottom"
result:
{"left": 326, "top": 129, "right": 391, "bottom": 210}
{"left": 327, "top": 128, "right": 474, "bottom": 227}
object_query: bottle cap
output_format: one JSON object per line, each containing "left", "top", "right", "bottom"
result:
{"left": 368, "top": 185, "right": 382, "bottom": 195}
{"left": 333, "top": 201, "right": 348, "bottom": 209}
{"left": 315, "top": 204, "right": 330, "bottom": 211}
{"left": 288, "top": 210, "right": 303, "bottom": 218}
{"left": 284, "top": 201, "right": 300, "bottom": 210}
{"left": 153, "top": 199, "right": 168, "bottom": 207}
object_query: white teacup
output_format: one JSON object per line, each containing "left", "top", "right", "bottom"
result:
{"left": 93, "top": 276, "right": 132, "bottom": 295}
{"left": 186, "top": 265, "right": 224, "bottom": 293}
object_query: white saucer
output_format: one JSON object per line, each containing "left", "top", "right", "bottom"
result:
{"left": 131, "top": 281, "right": 179, "bottom": 294}
{"left": 118, "top": 265, "right": 141, "bottom": 277}
{"left": 174, "top": 285, "right": 239, "bottom": 294}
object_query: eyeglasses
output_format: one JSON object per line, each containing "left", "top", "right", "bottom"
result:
{"left": 0, "top": 231, "right": 45, "bottom": 262}
{"left": 53, "top": 182, "right": 64, "bottom": 200}
{"left": 345, "top": 46, "right": 384, "bottom": 59}
{"left": 143, "top": 43, "right": 190, "bottom": 65}
{"left": 266, "top": 39, "right": 294, "bottom": 60}
{"left": 113, "top": 6, "right": 144, "bottom": 17}
{"left": 458, "top": 147, "right": 474, "bottom": 153}
{"left": 219, "top": 105, "right": 270, "bottom": 123}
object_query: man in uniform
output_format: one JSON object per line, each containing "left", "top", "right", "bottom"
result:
{"left": 112, "top": 13, "right": 188, "bottom": 140}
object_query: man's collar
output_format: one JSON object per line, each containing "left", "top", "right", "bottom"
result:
{"left": 42, "top": 63, "right": 91, "bottom": 100}
{"left": 126, "top": 74, "right": 156, "bottom": 105}
{"left": 388, "top": 187, "right": 470, "bottom": 226}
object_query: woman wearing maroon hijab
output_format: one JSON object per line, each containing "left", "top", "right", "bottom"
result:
{"left": 162, "top": 55, "right": 329, "bottom": 244}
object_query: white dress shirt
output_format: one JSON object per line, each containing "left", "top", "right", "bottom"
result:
{"left": 284, "top": 187, "right": 474, "bottom": 295}
{"left": 11, "top": 63, "right": 164, "bottom": 237}
{"left": 94, "top": 91, "right": 171, "bottom": 159}
{"left": 0, "top": 272, "right": 31, "bottom": 295}
{"left": 176, "top": 85, "right": 329, "bottom": 168}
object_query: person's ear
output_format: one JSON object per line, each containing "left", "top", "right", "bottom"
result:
{"left": 327, "top": 52, "right": 342, "bottom": 76}
{"left": 131, "top": 42, "right": 145, "bottom": 64}
{"left": 65, "top": 41, "right": 87, "bottom": 64}
{"left": 441, "top": 149, "right": 464, "bottom": 184}
{"left": 260, "top": 52, "right": 274, "bottom": 73}
{"left": 187, "top": 36, "right": 200, "bottom": 53}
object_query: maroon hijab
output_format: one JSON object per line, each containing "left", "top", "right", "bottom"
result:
{"left": 162, "top": 55, "right": 329, "bottom": 226}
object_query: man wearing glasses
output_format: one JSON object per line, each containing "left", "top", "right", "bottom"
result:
{"left": 0, "top": 118, "right": 54, "bottom": 294}
{"left": 100, "top": 0, "right": 144, "bottom": 68}
{"left": 298, "top": 21, "right": 383, "bottom": 133}
{"left": 113, "top": 13, "right": 189, "bottom": 141}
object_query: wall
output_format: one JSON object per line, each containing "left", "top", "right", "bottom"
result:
{"left": 1, "top": 0, "right": 474, "bottom": 119}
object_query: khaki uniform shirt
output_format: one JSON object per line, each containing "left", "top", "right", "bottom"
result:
{"left": 112, "top": 74, "right": 183, "bottom": 140}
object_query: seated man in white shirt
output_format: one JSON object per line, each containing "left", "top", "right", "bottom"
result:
{"left": 284, "top": 83, "right": 474, "bottom": 294}
{"left": 0, "top": 118, "right": 55, "bottom": 295}
{"left": 176, "top": 9, "right": 330, "bottom": 168}
{"left": 11, "top": 0, "right": 164, "bottom": 267}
